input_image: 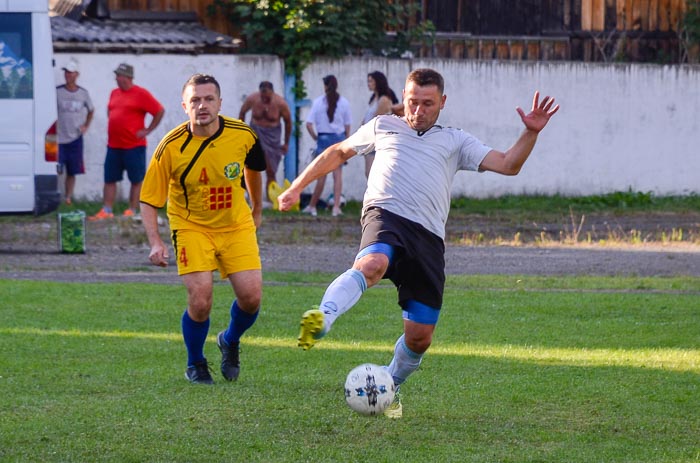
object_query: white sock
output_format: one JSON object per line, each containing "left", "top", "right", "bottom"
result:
{"left": 319, "top": 269, "right": 367, "bottom": 334}
{"left": 387, "top": 334, "right": 423, "bottom": 386}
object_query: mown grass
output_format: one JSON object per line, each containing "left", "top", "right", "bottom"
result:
{"left": 1, "top": 276, "right": 698, "bottom": 463}
{"left": 446, "top": 191, "right": 700, "bottom": 246}
{"left": 449, "top": 190, "right": 700, "bottom": 217}
{"left": 19, "top": 190, "right": 697, "bottom": 222}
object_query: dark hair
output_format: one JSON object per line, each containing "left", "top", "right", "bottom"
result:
{"left": 259, "top": 81, "right": 273, "bottom": 91}
{"left": 182, "top": 73, "right": 221, "bottom": 96}
{"left": 406, "top": 68, "right": 444, "bottom": 94}
{"left": 322, "top": 75, "right": 339, "bottom": 123}
{"left": 368, "top": 71, "right": 398, "bottom": 105}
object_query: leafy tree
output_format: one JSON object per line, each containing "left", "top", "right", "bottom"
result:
{"left": 681, "top": 0, "right": 700, "bottom": 63}
{"left": 209, "top": 0, "right": 433, "bottom": 98}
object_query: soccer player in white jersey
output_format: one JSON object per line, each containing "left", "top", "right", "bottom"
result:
{"left": 278, "top": 68, "right": 559, "bottom": 418}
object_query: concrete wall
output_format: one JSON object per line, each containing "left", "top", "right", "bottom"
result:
{"left": 53, "top": 53, "right": 284, "bottom": 201}
{"left": 54, "top": 54, "right": 700, "bottom": 202}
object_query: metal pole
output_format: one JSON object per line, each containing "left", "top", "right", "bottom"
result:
{"left": 283, "top": 73, "right": 297, "bottom": 182}
{"left": 283, "top": 72, "right": 310, "bottom": 182}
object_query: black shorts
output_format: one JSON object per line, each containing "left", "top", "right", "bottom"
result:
{"left": 359, "top": 207, "right": 445, "bottom": 309}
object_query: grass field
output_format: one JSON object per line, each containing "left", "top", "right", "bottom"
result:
{"left": 1, "top": 274, "right": 698, "bottom": 462}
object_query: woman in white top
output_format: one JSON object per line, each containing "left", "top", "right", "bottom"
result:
{"left": 304, "top": 75, "right": 352, "bottom": 217}
{"left": 361, "top": 71, "right": 398, "bottom": 178}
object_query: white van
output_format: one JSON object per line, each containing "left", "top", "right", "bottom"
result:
{"left": 0, "top": 0, "right": 59, "bottom": 215}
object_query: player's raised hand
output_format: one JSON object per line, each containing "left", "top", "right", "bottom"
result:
{"left": 516, "top": 91, "right": 559, "bottom": 133}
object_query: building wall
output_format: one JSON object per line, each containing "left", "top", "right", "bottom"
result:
{"left": 53, "top": 53, "right": 284, "bottom": 201}
{"left": 302, "top": 58, "right": 699, "bottom": 199}
{"left": 54, "top": 53, "right": 700, "bottom": 202}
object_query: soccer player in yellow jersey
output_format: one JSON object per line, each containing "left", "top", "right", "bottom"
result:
{"left": 140, "top": 74, "right": 266, "bottom": 384}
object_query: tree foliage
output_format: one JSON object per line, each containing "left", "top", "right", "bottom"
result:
{"left": 210, "top": 0, "right": 433, "bottom": 97}
{"left": 684, "top": 1, "right": 700, "bottom": 43}
{"left": 681, "top": 0, "right": 700, "bottom": 62}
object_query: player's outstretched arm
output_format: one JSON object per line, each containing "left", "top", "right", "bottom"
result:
{"left": 516, "top": 91, "right": 559, "bottom": 133}
{"left": 278, "top": 141, "right": 357, "bottom": 211}
{"left": 479, "top": 91, "right": 559, "bottom": 176}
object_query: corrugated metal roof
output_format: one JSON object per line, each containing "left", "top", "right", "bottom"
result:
{"left": 51, "top": 15, "right": 240, "bottom": 53}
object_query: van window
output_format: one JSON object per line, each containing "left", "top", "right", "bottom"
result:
{"left": 0, "top": 13, "right": 33, "bottom": 99}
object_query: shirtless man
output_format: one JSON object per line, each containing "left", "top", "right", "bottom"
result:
{"left": 239, "top": 81, "right": 292, "bottom": 202}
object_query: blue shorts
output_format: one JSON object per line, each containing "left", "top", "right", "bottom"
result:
{"left": 104, "top": 146, "right": 146, "bottom": 184}
{"left": 58, "top": 136, "right": 85, "bottom": 176}
{"left": 314, "top": 132, "right": 346, "bottom": 157}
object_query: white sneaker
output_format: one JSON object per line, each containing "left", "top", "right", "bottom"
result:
{"left": 384, "top": 387, "right": 402, "bottom": 419}
{"left": 302, "top": 205, "right": 317, "bottom": 217}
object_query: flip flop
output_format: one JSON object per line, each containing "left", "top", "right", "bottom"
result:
{"left": 267, "top": 181, "right": 283, "bottom": 210}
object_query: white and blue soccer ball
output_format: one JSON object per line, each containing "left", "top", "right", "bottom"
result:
{"left": 326, "top": 193, "right": 346, "bottom": 207}
{"left": 344, "top": 363, "right": 396, "bottom": 416}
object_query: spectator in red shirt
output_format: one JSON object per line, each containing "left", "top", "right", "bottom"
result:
{"left": 90, "top": 63, "right": 164, "bottom": 220}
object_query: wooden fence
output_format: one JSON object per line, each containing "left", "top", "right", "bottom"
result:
{"left": 83, "top": 0, "right": 697, "bottom": 62}
{"left": 104, "top": 0, "right": 234, "bottom": 36}
{"left": 414, "top": 0, "right": 693, "bottom": 61}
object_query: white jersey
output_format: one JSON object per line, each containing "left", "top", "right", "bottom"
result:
{"left": 346, "top": 115, "right": 492, "bottom": 239}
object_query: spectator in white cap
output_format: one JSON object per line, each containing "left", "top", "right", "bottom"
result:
{"left": 56, "top": 59, "right": 94, "bottom": 205}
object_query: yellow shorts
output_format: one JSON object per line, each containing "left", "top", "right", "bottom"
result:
{"left": 171, "top": 227, "right": 261, "bottom": 278}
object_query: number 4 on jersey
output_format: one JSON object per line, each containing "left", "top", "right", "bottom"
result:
{"left": 179, "top": 247, "right": 188, "bottom": 267}
{"left": 199, "top": 168, "right": 209, "bottom": 185}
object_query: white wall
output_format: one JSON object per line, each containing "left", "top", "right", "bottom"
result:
{"left": 53, "top": 53, "right": 283, "bottom": 201}
{"left": 54, "top": 53, "right": 700, "bottom": 201}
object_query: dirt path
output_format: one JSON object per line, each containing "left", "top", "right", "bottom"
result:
{"left": 1, "top": 212, "right": 698, "bottom": 283}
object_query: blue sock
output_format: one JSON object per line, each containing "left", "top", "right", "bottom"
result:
{"left": 181, "top": 310, "right": 209, "bottom": 367}
{"left": 387, "top": 334, "right": 423, "bottom": 386}
{"left": 223, "top": 300, "right": 259, "bottom": 345}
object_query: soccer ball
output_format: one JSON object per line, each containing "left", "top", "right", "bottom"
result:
{"left": 344, "top": 363, "right": 395, "bottom": 416}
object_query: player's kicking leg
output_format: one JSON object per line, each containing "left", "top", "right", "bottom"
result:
{"left": 297, "top": 268, "right": 368, "bottom": 350}
{"left": 297, "top": 308, "right": 325, "bottom": 350}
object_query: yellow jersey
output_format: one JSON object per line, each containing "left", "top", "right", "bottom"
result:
{"left": 141, "top": 116, "right": 266, "bottom": 232}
